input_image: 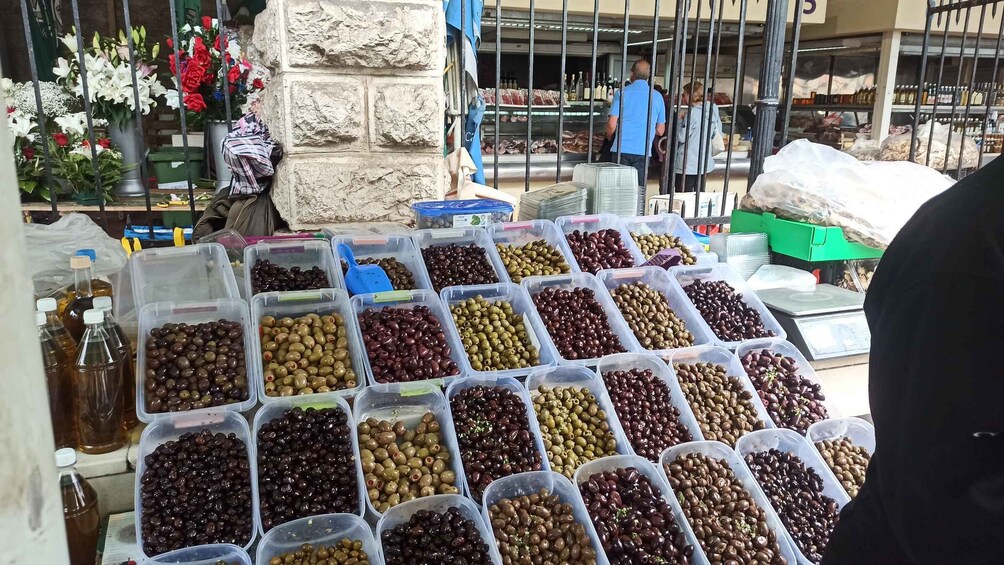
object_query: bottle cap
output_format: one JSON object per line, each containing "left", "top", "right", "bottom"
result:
{"left": 83, "top": 309, "right": 104, "bottom": 325}
{"left": 75, "top": 249, "right": 97, "bottom": 263}
{"left": 70, "top": 256, "right": 92, "bottom": 270}
{"left": 36, "top": 297, "right": 57, "bottom": 312}
{"left": 36, "top": 311, "right": 46, "bottom": 326}
{"left": 93, "top": 296, "right": 113, "bottom": 311}
{"left": 55, "top": 448, "right": 76, "bottom": 467}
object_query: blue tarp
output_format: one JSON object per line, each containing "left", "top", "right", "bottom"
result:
{"left": 444, "top": 0, "right": 486, "bottom": 184}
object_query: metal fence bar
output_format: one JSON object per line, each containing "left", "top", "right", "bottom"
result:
{"left": 167, "top": 0, "right": 198, "bottom": 219}
{"left": 459, "top": 0, "right": 467, "bottom": 155}
{"left": 586, "top": 0, "right": 601, "bottom": 164}
{"left": 721, "top": 0, "right": 749, "bottom": 216}
{"left": 910, "top": 3, "right": 935, "bottom": 163}
{"left": 614, "top": 0, "right": 631, "bottom": 163}
{"left": 694, "top": 0, "right": 718, "bottom": 205}
{"left": 214, "top": 0, "right": 233, "bottom": 131}
{"left": 640, "top": 0, "right": 664, "bottom": 198}
{"left": 524, "top": 0, "right": 536, "bottom": 193}
{"left": 779, "top": 0, "right": 805, "bottom": 147}
{"left": 555, "top": 0, "right": 569, "bottom": 182}
{"left": 925, "top": 2, "right": 952, "bottom": 168}
{"left": 121, "top": 0, "right": 154, "bottom": 233}
{"left": 663, "top": 0, "right": 692, "bottom": 208}
{"left": 748, "top": 0, "right": 789, "bottom": 181}
{"left": 69, "top": 0, "right": 108, "bottom": 227}
{"left": 956, "top": 1, "right": 987, "bottom": 178}
{"left": 680, "top": 0, "right": 705, "bottom": 199}
{"left": 493, "top": 0, "right": 500, "bottom": 187}
{"left": 976, "top": 4, "right": 1004, "bottom": 166}
{"left": 942, "top": 2, "right": 973, "bottom": 174}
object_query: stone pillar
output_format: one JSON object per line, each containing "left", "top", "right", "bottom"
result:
{"left": 253, "top": 0, "right": 447, "bottom": 229}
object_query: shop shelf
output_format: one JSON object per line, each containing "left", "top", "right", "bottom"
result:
{"left": 730, "top": 209, "right": 883, "bottom": 262}
{"left": 620, "top": 213, "right": 715, "bottom": 265}
{"left": 330, "top": 234, "right": 433, "bottom": 296}
{"left": 412, "top": 227, "right": 510, "bottom": 288}
{"left": 554, "top": 213, "right": 640, "bottom": 272}
{"left": 242, "top": 240, "right": 342, "bottom": 299}
{"left": 376, "top": 494, "right": 503, "bottom": 564}
{"left": 486, "top": 219, "right": 580, "bottom": 282}
{"left": 255, "top": 514, "right": 383, "bottom": 565}
{"left": 129, "top": 243, "right": 241, "bottom": 312}
{"left": 141, "top": 543, "right": 251, "bottom": 565}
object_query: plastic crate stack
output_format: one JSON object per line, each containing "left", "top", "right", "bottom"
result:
{"left": 572, "top": 162, "right": 641, "bottom": 217}
{"left": 517, "top": 182, "right": 589, "bottom": 221}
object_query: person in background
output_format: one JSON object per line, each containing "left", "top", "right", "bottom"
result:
{"left": 673, "top": 81, "right": 722, "bottom": 192}
{"left": 606, "top": 60, "right": 666, "bottom": 189}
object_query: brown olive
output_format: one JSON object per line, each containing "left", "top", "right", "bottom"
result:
{"left": 488, "top": 488, "right": 597, "bottom": 564}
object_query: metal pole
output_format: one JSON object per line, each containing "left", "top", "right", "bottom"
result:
{"left": 70, "top": 0, "right": 108, "bottom": 228}
{"left": 168, "top": 0, "right": 197, "bottom": 219}
{"left": 640, "top": 0, "right": 664, "bottom": 206}
{"left": 976, "top": 4, "right": 1004, "bottom": 167}
{"left": 779, "top": 0, "right": 805, "bottom": 147}
{"left": 493, "top": 0, "right": 501, "bottom": 187}
{"left": 943, "top": 2, "right": 973, "bottom": 174}
{"left": 524, "top": 0, "right": 536, "bottom": 193}
{"left": 214, "top": 0, "right": 233, "bottom": 130}
{"left": 663, "top": 0, "right": 691, "bottom": 207}
{"left": 615, "top": 0, "right": 631, "bottom": 164}
{"left": 957, "top": 2, "right": 986, "bottom": 178}
{"left": 680, "top": 0, "right": 704, "bottom": 193}
{"left": 694, "top": 0, "right": 718, "bottom": 203}
{"left": 910, "top": 2, "right": 935, "bottom": 163}
{"left": 556, "top": 0, "right": 570, "bottom": 182}
{"left": 121, "top": 0, "right": 154, "bottom": 232}
{"left": 722, "top": 0, "right": 749, "bottom": 216}
{"left": 459, "top": 0, "right": 467, "bottom": 155}
{"left": 748, "top": 0, "right": 790, "bottom": 183}
{"left": 926, "top": 2, "right": 952, "bottom": 168}
{"left": 587, "top": 0, "right": 601, "bottom": 163}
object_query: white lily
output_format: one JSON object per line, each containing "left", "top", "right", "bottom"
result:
{"left": 59, "top": 33, "right": 79, "bottom": 54}
{"left": 54, "top": 112, "right": 89, "bottom": 137}
{"left": 53, "top": 57, "right": 73, "bottom": 80}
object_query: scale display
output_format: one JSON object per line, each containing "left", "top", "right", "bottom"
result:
{"left": 792, "top": 311, "right": 871, "bottom": 360}
{"left": 760, "top": 285, "right": 870, "bottom": 361}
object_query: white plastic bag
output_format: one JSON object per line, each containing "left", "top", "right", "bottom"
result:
{"left": 843, "top": 138, "right": 881, "bottom": 161}
{"left": 747, "top": 265, "right": 818, "bottom": 293}
{"left": 24, "top": 213, "right": 128, "bottom": 294}
{"left": 880, "top": 121, "right": 978, "bottom": 170}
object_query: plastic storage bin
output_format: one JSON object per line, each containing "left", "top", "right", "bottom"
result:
{"left": 135, "top": 299, "right": 257, "bottom": 423}
{"left": 668, "top": 263, "right": 787, "bottom": 349}
{"left": 141, "top": 543, "right": 251, "bottom": 565}
{"left": 572, "top": 455, "right": 710, "bottom": 565}
{"left": 351, "top": 386, "right": 466, "bottom": 518}
{"left": 250, "top": 289, "right": 366, "bottom": 403}
{"left": 243, "top": 240, "right": 342, "bottom": 299}
{"left": 377, "top": 494, "right": 504, "bottom": 564}
{"left": 440, "top": 283, "right": 557, "bottom": 379}
{"left": 554, "top": 214, "right": 640, "bottom": 272}
{"left": 520, "top": 273, "right": 640, "bottom": 366}
{"left": 330, "top": 235, "right": 433, "bottom": 295}
{"left": 411, "top": 199, "right": 514, "bottom": 229}
{"left": 486, "top": 220, "right": 579, "bottom": 282}
{"left": 735, "top": 428, "right": 852, "bottom": 565}
{"left": 807, "top": 417, "right": 876, "bottom": 499}
{"left": 595, "top": 267, "right": 714, "bottom": 357}
{"left": 412, "top": 227, "right": 510, "bottom": 290}
{"left": 129, "top": 243, "right": 241, "bottom": 312}
{"left": 149, "top": 147, "right": 204, "bottom": 187}
{"left": 255, "top": 514, "right": 383, "bottom": 565}
{"left": 481, "top": 471, "right": 609, "bottom": 565}
{"left": 445, "top": 375, "right": 552, "bottom": 503}
{"left": 594, "top": 353, "right": 705, "bottom": 452}
{"left": 730, "top": 209, "right": 883, "bottom": 262}
{"left": 350, "top": 289, "right": 468, "bottom": 389}
{"left": 135, "top": 412, "right": 259, "bottom": 559}
{"left": 660, "top": 441, "right": 798, "bottom": 565}
{"left": 621, "top": 213, "right": 714, "bottom": 265}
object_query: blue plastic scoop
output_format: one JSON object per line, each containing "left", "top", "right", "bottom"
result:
{"left": 338, "top": 243, "right": 393, "bottom": 295}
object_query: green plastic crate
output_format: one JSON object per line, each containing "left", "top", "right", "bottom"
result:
{"left": 730, "top": 209, "right": 883, "bottom": 262}
{"left": 149, "top": 147, "right": 204, "bottom": 186}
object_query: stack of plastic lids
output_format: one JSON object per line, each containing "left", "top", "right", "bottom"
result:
{"left": 518, "top": 182, "right": 589, "bottom": 221}
{"left": 709, "top": 232, "right": 771, "bottom": 279}
{"left": 572, "top": 162, "right": 641, "bottom": 217}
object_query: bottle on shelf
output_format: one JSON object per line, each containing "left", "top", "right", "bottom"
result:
{"left": 57, "top": 448, "right": 100, "bottom": 565}
{"left": 39, "top": 311, "right": 76, "bottom": 449}
{"left": 583, "top": 72, "right": 592, "bottom": 101}
{"left": 62, "top": 256, "right": 96, "bottom": 342}
{"left": 37, "top": 297, "right": 76, "bottom": 360}
{"left": 93, "top": 296, "right": 136, "bottom": 430}
{"left": 575, "top": 71, "right": 585, "bottom": 101}
{"left": 72, "top": 309, "right": 125, "bottom": 455}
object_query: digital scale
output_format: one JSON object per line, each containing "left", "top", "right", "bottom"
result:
{"left": 758, "top": 284, "right": 871, "bottom": 365}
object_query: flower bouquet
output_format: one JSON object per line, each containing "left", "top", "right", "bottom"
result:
{"left": 48, "top": 112, "right": 127, "bottom": 204}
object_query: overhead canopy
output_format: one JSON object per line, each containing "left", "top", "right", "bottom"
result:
{"left": 497, "top": 0, "right": 828, "bottom": 25}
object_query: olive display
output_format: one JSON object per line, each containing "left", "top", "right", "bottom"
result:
{"left": 356, "top": 306, "right": 461, "bottom": 384}
{"left": 340, "top": 257, "right": 416, "bottom": 292}
{"left": 683, "top": 279, "right": 776, "bottom": 342}
{"left": 142, "top": 320, "right": 249, "bottom": 414}
{"left": 139, "top": 430, "right": 253, "bottom": 556}
{"left": 267, "top": 541, "right": 370, "bottom": 565}
{"left": 564, "top": 229, "right": 635, "bottom": 274}
{"left": 579, "top": 467, "right": 694, "bottom": 564}
{"left": 250, "top": 259, "right": 331, "bottom": 295}
{"left": 495, "top": 239, "right": 571, "bottom": 283}
{"left": 450, "top": 385, "right": 544, "bottom": 499}
{"left": 380, "top": 507, "right": 494, "bottom": 565}
{"left": 257, "top": 406, "right": 360, "bottom": 531}
{"left": 630, "top": 233, "right": 698, "bottom": 264}
{"left": 815, "top": 437, "right": 871, "bottom": 498}
{"left": 417, "top": 210, "right": 511, "bottom": 229}
{"left": 259, "top": 312, "right": 358, "bottom": 397}
{"left": 488, "top": 488, "right": 598, "bottom": 565}
{"left": 532, "top": 385, "right": 619, "bottom": 477}
{"left": 357, "top": 412, "right": 459, "bottom": 514}
{"left": 421, "top": 243, "right": 499, "bottom": 292}
{"left": 664, "top": 453, "right": 787, "bottom": 564}
{"left": 610, "top": 281, "right": 695, "bottom": 350}
{"left": 744, "top": 449, "right": 840, "bottom": 564}
{"left": 531, "top": 287, "right": 625, "bottom": 360}
{"left": 450, "top": 295, "right": 540, "bottom": 372}
{"left": 672, "top": 362, "right": 766, "bottom": 447}
{"left": 602, "top": 368, "right": 693, "bottom": 461}
{"left": 741, "top": 349, "right": 828, "bottom": 434}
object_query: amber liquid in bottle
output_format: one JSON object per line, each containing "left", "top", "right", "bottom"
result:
{"left": 73, "top": 312, "right": 125, "bottom": 454}
{"left": 63, "top": 257, "right": 96, "bottom": 342}
{"left": 59, "top": 453, "right": 100, "bottom": 565}
{"left": 40, "top": 319, "right": 77, "bottom": 449}
{"left": 39, "top": 304, "right": 78, "bottom": 361}
{"left": 101, "top": 307, "right": 137, "bottom": 429}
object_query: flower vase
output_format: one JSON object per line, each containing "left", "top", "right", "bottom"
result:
{"left": 108, "top": 118, "right": 147, "bottom": 196}
{"left": 207, "top": 120, "right": 233, "bottom": 192}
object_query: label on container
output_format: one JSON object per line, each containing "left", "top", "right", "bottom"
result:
{"left": 452, "top": 213, "right": 491, "bottom": 227}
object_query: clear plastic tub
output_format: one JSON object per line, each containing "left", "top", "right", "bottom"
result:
{"left": 136, "top": 299, "right": 257, "bottom": 423}
{"left": 485, "top": 220, "right": 579, "bottom": 282}
{"left": 251, "top": 394, "right": 366, "bottom": 536}
{"left": 520, "top": 273, "right": 640, "bottom": 366}
{"left": 141, "top": 543, "right": 252, "bottom": 565}
{"left": 412, "top": 227, "right": 510, "bottom": 289}
{"left": 594, "top": 353, "right": 705, "bottom": 452}
{"left": 659, "top": 441, "right": 798, "bottom": 565}
{"left": 255, "top": 514, "right": 383, "bottom": 565}
{"left": 350, "top": 289, "right": 468, "bottom": 389}
{"left": 735, "top": 428, "right": 852, "bottom": 565}
{"left": 134, "top": 411, "right": 259, "bottom": 559}
{"left": 198, "top": 230, "right": 250, "bottom": 301}
{"left": 440, "top": 283, "right": 558, "bottom": 379}
{"left": 411, "top": 199, "right": 514, "bottom": 229}
{"left": 595, "top": 267, "right": 715, "bottom": 357}
{"left": 668, "top": 263, "right": 787, "bottom": 349}
{"left": 243, "top": 240, "right": 342, "bottom": 299}
{"left": 620, "top": 213, "right": 715, "bottom": 266}
{"left": 480, "top": 471, "right": 608, "bottom": 565}
{"left": 571, "top": 454, "right": 710, "bottom": 565}
{"left": 249, "top": 289, "right": 366, "bottom": 403}
{"left": 129, "top": 243, "right": 241, "bottom": 312}
{"left": 807, "top": 417, "right": 876, "bottom": 499}
{"left": 330, "top": 235, "right": 432, "bottom": 295}
{"left": 554, "top": 213, "right": 640, "bottom": 272}
{"left": 376, "top": 494, "right": 503, "bottom": 564}
{"left": 445, "top": 375, "right": 552, "bottom": 503}
{"left": 351, "top": 386, "right": 466, "bottom": 519}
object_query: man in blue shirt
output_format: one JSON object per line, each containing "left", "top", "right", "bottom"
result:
{"left": 606, "top": 60, "right": 667, "bottom": 189}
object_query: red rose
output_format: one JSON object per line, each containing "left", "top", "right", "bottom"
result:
{"left": 97, "top": 138, "right": 111, "bottom": 149}
{"left": 181, "top": 62, "right": 205, "bottom": 93}
{"left": 22, "top": 146, "right": 35, "bottom": 160}
{"left": 183, "top": 93, "right": 207, "bottom": 112}
{"left": 229, "top": 84, "right": 237, "bottom": 94}
{"left": 166, "top": 37, "right": 174, "bottom": 49}
{"left": 213, "top": 35, "right": 221, "bottom": 52}
{"left": 6, "top": 106, "right": 15, "bottom": 115}
{"left": 252, "top": 78, "right": 264, "bottom": 90}
{"left": 192, "top": 37, "right": 212, "bottom": 70}
{"left": 227, "top": 65, "right": 241, "bottom": 84}
{"left": 81, "top": 139, "right": 91, "bottom": 148}
{"left": 52, "top": 133, "right": 68, "bottom": 147}
{"left": 202, "top": 16, "right": 212, "bottom": 29}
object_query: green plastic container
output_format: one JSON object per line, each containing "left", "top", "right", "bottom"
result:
{"left": 149, "top": 148, "right": 204, "bottom": 186}
{"left": 730, "top": 209, "right": 883, "bottom": 262}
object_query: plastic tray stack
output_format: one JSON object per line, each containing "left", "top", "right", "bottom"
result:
{"left": 709, "top": 232, "right": 771, "bottom": 280}
{"left": 518, "top": 182, "right": 589, "bottom": 221}
{"left": 572, "top": 162, "right": 641, "bottom": 217}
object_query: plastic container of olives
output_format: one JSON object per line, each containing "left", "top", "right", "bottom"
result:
{"left": 129, "top": 243, "right": 242, "bottom": 313}
{"left": 135, "top": 298, "right": 258, "bottom": 423}
{"left": 735, "top": 428, "right": 853, "bottom": 565}
{"left": 521, "top": 272, "right": 641, "bottom": 366}
{"left": 572, "top": 454, "right": 711, "bottom": 565}
{"left": 413, "top": 227, "right": 510, "bottom": 287}
{"left": 255, "top": 513, "right": 383, "bottom": 565}
{"left": 480, "top": 471, "right": 609, "bottom": 565}
{"left": 668, "top": 263, "right": 787, "bottom": 349}
{"left": 735, "top": 338, "right": 842, "bottom": 422}
{"left": 620, "top": 213, "right": 716, "bottom": 265}
{"left": 352, "top": 386, "right": 466, "bottom": 519}
{"left": 141, "top": 543, "right": 252, "bottom": 565}
{"left": 485, "top": 219, "right": 580, "bottom": 277}
{"left": 135, "top": 411, "right": 260, "bottom": 559}
{"left": 330, "top": 235, "right": 433, "bottom": 295}
{"left": 350, "top": 289, "right": 468, "bottom": 389}
{"left": 659, "top": 441, "right": 799, "bottom": 565}
{"left": 807, "top": 417, "right": 876, "bottom": 456}
{"left": 440, "top": 283, "right": 558, "bottom": 379}
{"left": 595, "top": 267, "right": 715, "bottom": 357}
{"left": 250, "top": 289, "right": 366, "bottom": 403}
{"left": 243, "top": 240, "right": 343, "bottom": 299}
{"left": 554, "top": 213, "right": 641, "bottom": 272}
{"left": 377, "top": 494, "right": 504, "bottom": 564}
